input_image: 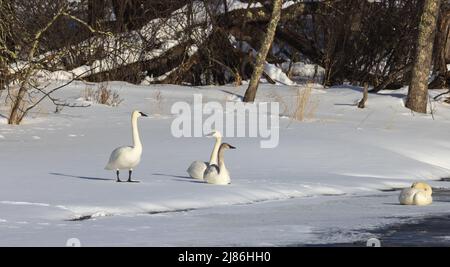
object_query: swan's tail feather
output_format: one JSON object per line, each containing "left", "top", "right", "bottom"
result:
{"left": 105, "top": 163, "right": 113, "bottom": 170}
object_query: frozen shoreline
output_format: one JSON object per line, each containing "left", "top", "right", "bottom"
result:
{"left": 2, "top": 82, "right": 450, "bottom": 246}
{"left": 1, "top": 189, "right": 450, "bottom": 246}
{"left": 300, "top": 188, "right": 450, "bottom": 247}
{"left": 305, "top": 214, "right": 450, "bottom": 247}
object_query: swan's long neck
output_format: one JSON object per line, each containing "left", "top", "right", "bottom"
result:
{"left": 217, "top": 146, "right": 226, "bottom": 174}
{"left": 131, "top": 114, "right": 142, "bottom": 151}
{"left": 209, "top": 137, "right": 221, "bottom": 165}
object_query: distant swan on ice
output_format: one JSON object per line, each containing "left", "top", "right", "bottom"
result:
{"left": 399, "top": 182, "right": 433, "bottom": 206}
{"left": 105, "top": 110, "right": 148, "bottom": 182}
{"left": 204, "top": 143, "right": 236, "bottom": 185}
{"left": 187, "top": 130, "right": 222, "bottom": 180}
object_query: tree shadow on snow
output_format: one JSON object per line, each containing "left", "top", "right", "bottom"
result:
{"left": 219, "top": 89, "right": 244, "bottom": 101}
{"left": 334, "top": 103, "right": 357, "bottom": 107}
{"left": 50, "top": 172, "right": 114, "bottom": 181}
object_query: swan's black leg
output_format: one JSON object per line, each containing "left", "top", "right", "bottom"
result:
{"left": 116, "top": 170, "right": 122, "bottom": 182}
{"left": 127, "top": 169, "right": 139, "bottom": 183}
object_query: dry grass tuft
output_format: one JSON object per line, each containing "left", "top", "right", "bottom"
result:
{"left": 291, "top": 84, "right": 317, "bottom": 121}
{"left": 83, "top": 83, "right": 123, "bottom": 107}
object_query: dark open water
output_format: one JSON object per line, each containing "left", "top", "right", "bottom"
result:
{"left": 306, "top": 188, "right": 450, "bottom": 247}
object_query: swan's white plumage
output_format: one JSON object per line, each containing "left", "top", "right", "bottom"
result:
{"left": 105, "top": 110, "right": 145, "bottom": 171}
{"left": 105, "top": 146, "right": 141, "bottom": 170}
{"left": 204, "top": 165, "right": 230, "bottom": 185}
{"left": 399, "top": 182, "right": 432, "bottom": 206}
{"left": 187, "top": 131, "right": 222, "bottom": 180}
{"left": 204, "top": 143, "right": 234, "bottom": 185}
{"left": 186, "top": 160, "right": 208, "bottom": 179}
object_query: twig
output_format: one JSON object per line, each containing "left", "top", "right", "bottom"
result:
{"left": 23, "top": 68, "right": 95, "bottom": 114}
{"left": 428, "top": 91, "right": 435, "bottom": 120}
{"left": 62, "top": 12, "right": 112, "bottom": 37}
{"left": 8, "top": 4, "right": 69, "bottom": 124}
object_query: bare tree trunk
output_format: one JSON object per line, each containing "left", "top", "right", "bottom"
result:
{"left": 243, "top": 0, "right": 282, "bottom": 103}
{"left": 88, "top": 0, "right": 107, "bottom": 27}
{"left": 358, "top": 82, "right": 369, "bottom": 109}
{"left": 9, "top": 6, "right": 66, "bottom": 125}
{"left": 0, "top": 1, "right": 8, "bottom": 96}
{"left": 429, "top": 6, "right": 450, "bottom": 88}
{"left": 406, "top": 0, "right": 441, "bottom": 113}
{"left": 112, "top": 0, "right": 132, "bottom": 31}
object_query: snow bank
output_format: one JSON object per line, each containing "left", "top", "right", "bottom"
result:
{"left": 2, "top": 81, "right": 450, "bottom": 246}
{"left": 264, "top": 63, "right": 296, "bottom": 85}
{"left": 281, "top": 61, "right": 325, "bottom": 80}
{"left": 230, "top": 36, "right": 296, "bottom": 85}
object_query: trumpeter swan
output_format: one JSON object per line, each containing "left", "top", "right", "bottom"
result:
{"left": 105, "top": 110, "right": 148, "bottom": 182}
{"left": 399, "top": 182, "right": 433, "bottom": 206}
{"left": 204, "top": 143, "right": 236, "bottom": 185}
{"left": 186, "top": 130, "right": 222, "bottom": 179}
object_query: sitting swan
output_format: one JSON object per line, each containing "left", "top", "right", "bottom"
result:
{"left": 204, "top": 143, "right": 236, "bottom": 185}
{"left": 105, "top": 110, "right": 147, "bottom": 182}
{"left": 187, "top": 131, "right": 222, "bottom": 179}
{"left": 399, "top": 182, "right": 433, "bottom": 206}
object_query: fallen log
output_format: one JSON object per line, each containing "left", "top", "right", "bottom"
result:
{"left": 84, "top": 40, "right": 192, "bottom": 83}
{"left": 369, "top": 64, "right": 412, "bottom": 93}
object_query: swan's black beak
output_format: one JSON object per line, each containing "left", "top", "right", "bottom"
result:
{"left": 140, "top": 112, "right": 148, "bottom": 117}
{"left": 229, "top": 145, "right": 236, "bottom": 149}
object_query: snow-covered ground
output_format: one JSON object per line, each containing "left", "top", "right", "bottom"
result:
{"left": 1, "top": 81, "right": 450, "bottom": 246}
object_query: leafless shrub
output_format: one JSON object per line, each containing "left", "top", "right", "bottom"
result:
{"left": 150, "top": 90, "right": 164, "bottom": 115}
{"left": 291, "top": 84, "right": 318, "bottom": 121}
{"left": 97, "top": 84, "right": 111, "bottom": 105}
{"left": 54, "top": 103, "right": 64, "bottom": 114}
{"left": 83, "top": 83, "right": 123, "bottom": 107}
{"left": 1, "top": 1, "right": 105, "bottom": 124}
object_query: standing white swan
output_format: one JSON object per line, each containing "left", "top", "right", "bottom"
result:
{"left": 204, "top": 143, "right": 236, "bottom": 185}
{"left": 186, "top": 130, "right": 222, "bottom": 179}
{"left": 399, "top": 182, "right": 433, "bottom": 206}
{"left": 105, "top": 110, "right": 148, "bottom": 182}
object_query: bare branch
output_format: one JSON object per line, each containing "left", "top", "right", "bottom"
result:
{"left": 23, "top": 67, "right": 95, "bottom": 115}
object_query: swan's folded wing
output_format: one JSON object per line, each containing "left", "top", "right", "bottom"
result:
{"left": 105, "top": 146, "right": 134, "bottom": 170}
{"left": 204, "top": 164, "right": 219, "bottom": 178}
{"left": 187, "top": 160, "right": 208, "bottom": 179}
